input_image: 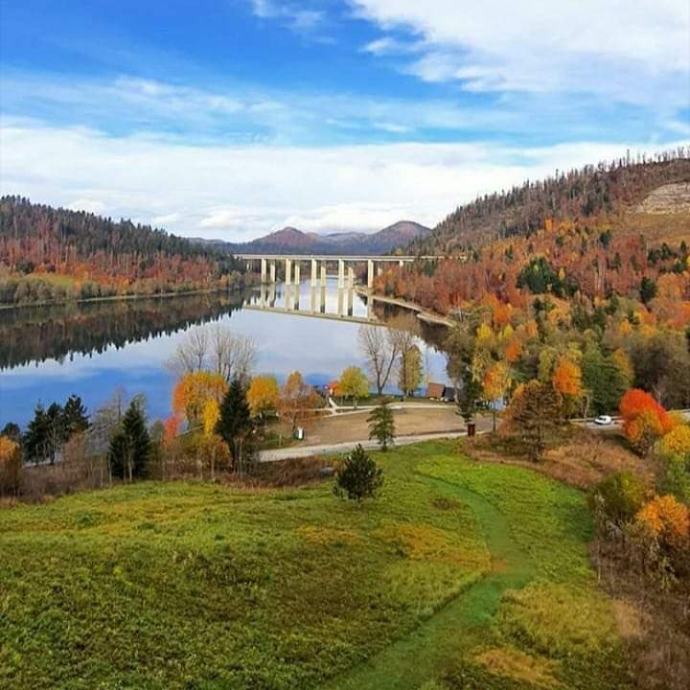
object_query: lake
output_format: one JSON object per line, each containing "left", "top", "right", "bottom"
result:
{"left": 0, "top": 279, "right": 450, "bottom": 427}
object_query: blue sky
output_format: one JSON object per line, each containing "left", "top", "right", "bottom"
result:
{"left": 1, "top": 0, "right": 688, "bottom": 239}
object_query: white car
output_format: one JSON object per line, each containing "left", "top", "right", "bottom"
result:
{"left": 594, "top": 415, "right": 613, "bottom": 426}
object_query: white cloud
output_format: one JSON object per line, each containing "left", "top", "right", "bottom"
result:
{"left": 352, "top": 0, "right": 690, "bottom": 106}
{"left": 1, "top": 119, "right": 685, "bottom": 241}
{"left": 250, "top": 0, "right": 325, "bottom": 33}
{"left": 67, "top": 198, "right": 106, "bottom": 214}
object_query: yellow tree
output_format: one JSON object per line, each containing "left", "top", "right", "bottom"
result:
{"left": 172, "top": 371, "right": 227, "bottom": 429}
{"left": 201, "top": 398, "right": 228, "bottom": 480}
{"left": 339, "top": 366, "right": 370, "bottom": 407}
{"left": 483, "top": 360, "right": 512, "bottom": 431}
{"left": 247, "top": 375, "right": 280, "bottom": 419}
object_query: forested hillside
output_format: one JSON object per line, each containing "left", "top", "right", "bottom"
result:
{"left": 411, "top": 149, "right": 690, "bottom": 254}
{"left": 0, "top": 197, "right": 246, "bottom": 305}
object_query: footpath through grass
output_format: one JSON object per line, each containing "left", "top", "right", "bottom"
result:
{"left": 0, "top": 441, "right": 631, "bottom": 689}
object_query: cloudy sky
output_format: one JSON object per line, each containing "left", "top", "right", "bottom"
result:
{"left": 1, "top": 0, "right": 688, "bottom": 241}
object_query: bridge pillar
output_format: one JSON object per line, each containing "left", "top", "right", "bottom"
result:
{"left": 337, "top": 287, "right": 344, "bottom": 316}
{"left": 398, "top": 259, "right": 404, "bottom": 268}
{"left": 320, "top": 262, "right": 327, "bottom": 287}
{"left": 338, "top": 259, "right": 345, "bottom": 289}
{"left": 377, "top": 264, "right": 383, "bottom": 277}
{"left": 347, "top": 266, "right": 354, "bottom": 289}
{"left": 294, "top": 262, "right": 301, "bottom": 285}
{"left": 269, "top": 260, "right": 276, "bottom": 283}
{"left": 347, "top": 286, "right": 354, "bottom": 315}
{"left": 285, "top": 258, "right": 292, "bottom": 285}
{"left": 260, "top": 258, "right": 267, "bottom": 283}
{"left": 367, "top": 259, "right": 374, "bottom": 289}
{"left": 310, "top": 259, "right": 317, "bottom": 287}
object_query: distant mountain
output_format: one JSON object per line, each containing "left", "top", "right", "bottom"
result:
{"left": 196, "top": 220, "right": 431, "bottom": 255}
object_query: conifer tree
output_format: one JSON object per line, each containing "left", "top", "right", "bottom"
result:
{"left": 108, "top": 400, "right": 150, "bottom": 481}
{"left": 216, "top": 377, "right": 253, "bottom": 471}
{"left": 368, "top": 399, "right": 395, "bottom": 451}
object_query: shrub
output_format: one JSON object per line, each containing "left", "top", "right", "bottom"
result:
{"left": 657, "top": 455, "right": 690, "bottom": 505}
{"left": 334, "top": 444, "right": 383, "bottom": 502}
{"left": 591, "top": 471, "right": 647, "bottom": 524}
{"left": 658, "top": 424, "right": 690, "bottom": 459}
{"left": 636, "top": 495, "right": 690, "bottom": 550}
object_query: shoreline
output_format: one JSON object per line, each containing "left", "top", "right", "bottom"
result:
{"left": 355, "top": 287, "right": 454, "bottom": 327}
{"left": 0, "top": 284, "right": 252, "bottom": 312}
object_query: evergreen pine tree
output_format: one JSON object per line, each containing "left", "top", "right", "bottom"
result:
{"left": 62, "top": 395, "right": 89, "bottom": 438}
{"left": 334, "top": 445, "right": 384, "bottom": 503}
{"left": 368, "top": 399, "right": 395, "bottom": 451}
{"left": 108, "top": 400, "right": 150, "bottom": 481}
{"left": 216, "top": 377, "right": 253, "bottom": 471}
{"left": 23, "top": 404, "right": 49, "bottom": 464}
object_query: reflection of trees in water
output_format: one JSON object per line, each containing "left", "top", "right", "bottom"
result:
{"left": 0, "top": 292, "right": 247, "bottom": 370}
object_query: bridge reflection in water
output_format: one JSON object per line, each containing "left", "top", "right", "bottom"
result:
{"left": 245, "top": 279, "right": 376, "bottom": 324}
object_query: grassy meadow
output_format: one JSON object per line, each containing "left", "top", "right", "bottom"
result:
{"left": 0, "top": 441, "right": 632, "bottom": 689}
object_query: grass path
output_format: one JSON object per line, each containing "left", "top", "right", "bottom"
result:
{"left": 325, "top": 471, "right": 535, "bottom": 690}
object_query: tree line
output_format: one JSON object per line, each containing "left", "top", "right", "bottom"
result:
{"left": 0, "top": 196, "right": 247, "bottom": 305}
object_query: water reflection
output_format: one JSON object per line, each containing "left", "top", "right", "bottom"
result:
{"left": 248, "top": 283, "right": 374, "bottom": 321}
{"left": 0, "top": 280, "right": 449, "bottom": 426}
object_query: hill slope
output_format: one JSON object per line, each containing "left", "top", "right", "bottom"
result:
{"left": 0, "top": 442, "right": 629, "bottom": 690}
{"left": 411, "top": 152, "right": 690, "bottom": 254}
{"left": 0, "top": 197, "right": 245, "bottom": 305}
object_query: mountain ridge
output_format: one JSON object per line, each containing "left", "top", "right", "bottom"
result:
{"left": 193, "top": 220, "right": 430, "bottom": 255}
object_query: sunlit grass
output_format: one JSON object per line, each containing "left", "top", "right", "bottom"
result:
{"left": 0, "top": 441, "right": 630, "bottom": 689}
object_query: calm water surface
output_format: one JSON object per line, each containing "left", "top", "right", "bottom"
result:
{"left": 0, "top": 280, "right": 449, "bottom": 427}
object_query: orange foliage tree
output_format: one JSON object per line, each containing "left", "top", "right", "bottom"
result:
{"left": 0, "top": 435, "right": 21, "bottom": 496}
{"left": 636, "top": 494, "right": 690, "bottom": 549}
{"left": 552, "top": 356, "right": 582, "bottom": 398}
{"left": 279, "top": 371, "right": 320, "bottom": 432}
{"left": 619, "top": 389, "right": 674, "bottom": 456}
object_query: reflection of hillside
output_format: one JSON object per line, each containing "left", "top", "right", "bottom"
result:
{"left": 0, "top": 292, "right": 246, "bottom": 369}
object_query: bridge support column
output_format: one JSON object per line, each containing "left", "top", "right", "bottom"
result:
{"left": 310, "top": 259, "right": 317, "bottom": 287}
{"left": 347, "top": 266, "right": 354, "bottom": 289}
{"left": 337, "top": 287, "right": 344, "bottom": 316}
{"left": 367, "top": 260, "right": 374, "bottom": 289}
{"left": 338, "top": 259, "right": 345, "bottom": 289}
{"left": 261, "top": 258, "right": 267, "bottom": 283}
{"left": 269, "top": 260, "right": 276, "bottom": 283}
{"left": 377, "top": 264, "right": 383, "bottom": 277}
{"left": 347, "top": 286, "right": 354, "bottom": 315}
{"left": 320, "top": 262, "right": 327, "bottom": 287}
{"left": 294, "top": 262, "right": 300, "bottom": 285}
{"left": 285, "top": 258, "right": 292, "bottom": 285}
{"left": 398, "top": 259, "right": 404, "bottom": 268}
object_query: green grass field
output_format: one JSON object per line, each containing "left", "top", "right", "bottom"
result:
{"left": 0, "top": 442, "right": 631, "bottom": 689}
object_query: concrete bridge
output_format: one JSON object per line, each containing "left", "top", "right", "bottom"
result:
{"left": 236, "top": 254, "right": 445, "bottom": 289}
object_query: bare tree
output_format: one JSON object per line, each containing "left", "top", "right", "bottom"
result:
{"left": 358, "top": 325, "right": 399, "bottom": 395}
{"left": 208, "top": 325, "right": 256, "bottom": 384}
{"left": 167, "top": 325, "right": 256, "bottom": 384}
{"left": 167, "top": 328, "right": 208, "bottom": 376}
